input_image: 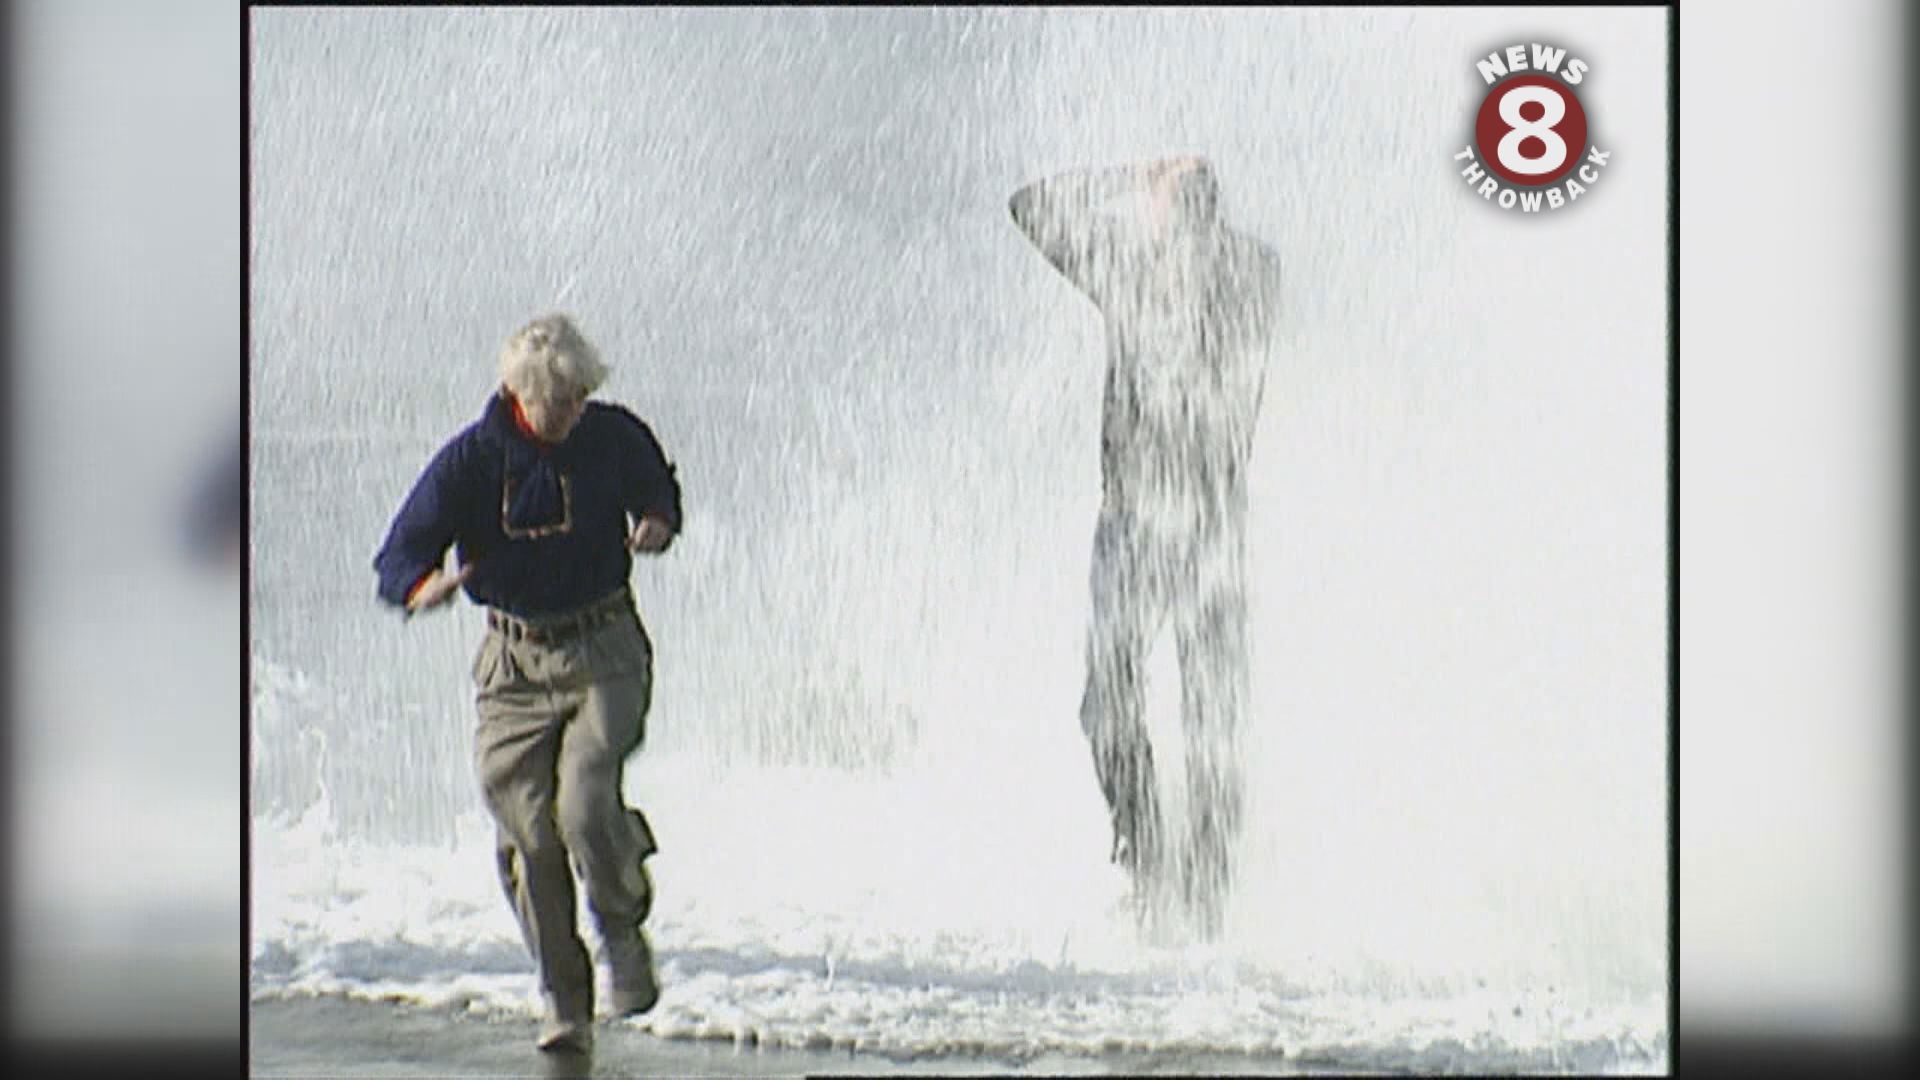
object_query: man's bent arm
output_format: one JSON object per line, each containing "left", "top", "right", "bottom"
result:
{"left": 373, "top": 438, "right": 466, "bottom": 609}
{"left": 1008, "top": 159, "right": 1184, "bottom": 302}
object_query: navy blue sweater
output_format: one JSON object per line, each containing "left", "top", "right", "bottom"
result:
{"left": 373, "top": 393, "right": 683, "bottom": 618}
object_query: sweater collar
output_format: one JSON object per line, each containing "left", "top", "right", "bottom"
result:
{"left": 483, "top": 391, "right": 567, "bottom": 452}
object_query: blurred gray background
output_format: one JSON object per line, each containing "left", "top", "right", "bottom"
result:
{"left": 7, "top": 0, "right": 238, "bottom": 1042}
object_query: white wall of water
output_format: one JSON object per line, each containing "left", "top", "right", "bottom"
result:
{"left": 251, "top": 5, "right": 1668, "bottom": 1015}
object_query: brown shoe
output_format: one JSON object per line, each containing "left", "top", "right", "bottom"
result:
{"left": 536, "top": 992, "right": 594, "bottom": 1053}
{"left": 606, "top": 928, "right": 660, "bottom": 1016}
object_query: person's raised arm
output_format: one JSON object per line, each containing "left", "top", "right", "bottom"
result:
{"left": 1008, "top": 157, "right": 1206, "bottom": 302}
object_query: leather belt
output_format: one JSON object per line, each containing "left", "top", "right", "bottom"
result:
{"left": 487, "top": 596, "right": 629, "bottom": 645}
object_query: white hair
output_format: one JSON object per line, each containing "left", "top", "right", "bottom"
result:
{"left": 498, "top": 313, "right": 608, "bottom": 402}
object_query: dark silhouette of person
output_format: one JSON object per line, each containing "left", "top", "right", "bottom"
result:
{"left": 1009, "top": 156, "right": 1283, "bottom": 935}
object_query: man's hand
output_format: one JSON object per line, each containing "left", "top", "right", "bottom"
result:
{"left": 1149, "top": 156, "right": 1208, "bottom": 188}
{"left": 406, "top": 563, "right": 473, "bottom": 614}
{"left": 627, "top": 514, "right": 675, "bottom": 554}
{"left": 1146, "top": 156, "right": 1210, "bottom": 233}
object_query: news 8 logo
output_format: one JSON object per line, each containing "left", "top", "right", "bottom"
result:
{"left": 1452, "top": 43, "right": 1612, "bottom": 213}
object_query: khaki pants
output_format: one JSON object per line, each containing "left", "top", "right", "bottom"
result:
{"left": 472, "top": 588, "right": 658, "bottom": 1019}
